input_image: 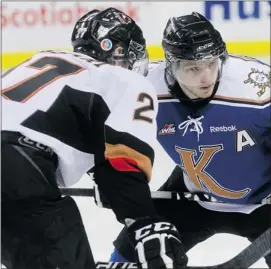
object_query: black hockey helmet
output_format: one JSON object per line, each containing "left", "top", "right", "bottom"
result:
{"left": 71, "top": 7, "right": 149, "bottom": 76}
{"left": 162, "top": 12, "right": 227, "bottom": 62}
{"left": 161, "top": 12, "right": 228, "bottom": 94}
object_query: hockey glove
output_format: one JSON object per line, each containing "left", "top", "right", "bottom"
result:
{"left": 126, "top": 216, "right": 188, "bottom": 269}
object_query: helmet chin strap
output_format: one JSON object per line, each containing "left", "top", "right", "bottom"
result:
{"left": 164, "top": 61, "right": 176, "bottom": 87}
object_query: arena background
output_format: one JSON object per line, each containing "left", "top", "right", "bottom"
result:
{"left": 2, "top": 1, "right": 270, "bottom": 69}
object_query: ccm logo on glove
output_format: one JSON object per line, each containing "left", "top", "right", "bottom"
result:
{"left": 135, "top": 222, "right": 177, "bottom": 240}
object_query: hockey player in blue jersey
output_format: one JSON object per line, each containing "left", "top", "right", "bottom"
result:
{"left": 109, "top": 12, "right": 271, "bottom": 267}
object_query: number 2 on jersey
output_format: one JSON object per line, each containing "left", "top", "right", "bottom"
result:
{"left": 2, "top": 57, "right": 84, "bottom": 103}
{"left": 133, "top": 92, "right": 154, "bottom": 123}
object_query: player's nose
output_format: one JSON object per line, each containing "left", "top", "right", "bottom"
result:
{"left": 200, "top": 68, "right": 212, "bottom": 84}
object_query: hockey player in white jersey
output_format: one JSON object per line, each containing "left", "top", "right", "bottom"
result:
{"left": 110, "top": 12, "right": 271, "bottom": 267}
{"left": 1, "top": 8, "right": 188, "bottom": 269}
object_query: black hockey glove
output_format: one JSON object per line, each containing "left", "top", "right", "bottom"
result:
{"left": 126, "top": 216, "right": 188, "bottom": 269}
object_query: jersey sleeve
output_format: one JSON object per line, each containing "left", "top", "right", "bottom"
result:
{"left": 104, "top": 78, "right": 158, "bottom": 181}
{"left": 249, "top": 62, "right": 271, "bottom": 153}
{"left": 93, "top": 76, "right": 159, "bottom": 223}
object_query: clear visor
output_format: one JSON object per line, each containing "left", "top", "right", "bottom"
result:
{"left": 171, "top": 55, "right": 224, "bottom": 88}
{"left": 132, "top": 50, "right": 149, "bottom": 76}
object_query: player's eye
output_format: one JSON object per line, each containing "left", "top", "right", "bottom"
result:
{"left": 187, "top": 67, "right": 199, "bottom": 72}
{"left": 209, "top": 61, "right": 216, "bottom": 67}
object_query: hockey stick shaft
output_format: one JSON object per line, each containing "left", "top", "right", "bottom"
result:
{"left": 95, "top": 227, "right": 271, "bottom": 268}
{"left": 59, "top": 188, "right": 220, "bottom": 202}
{"left": 60, "top": 188, "right": 94, "bottom": 197}
{"left": 60, "top": 188, "right": 271, "bottom": 205}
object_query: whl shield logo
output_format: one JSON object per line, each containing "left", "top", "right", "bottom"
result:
{"left": 158, "top": 124, "right": 176, "bottom": 135}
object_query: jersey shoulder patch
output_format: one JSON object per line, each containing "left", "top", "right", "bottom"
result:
{"left": 215, "top": 55, "right": 270, "bottom": 106}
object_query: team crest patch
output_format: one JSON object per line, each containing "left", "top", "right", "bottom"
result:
{"left": 158, "top": 124, "right": 176, "bottom": 135}
{"left": 244, "top": 68, "right": 270, "bottom": 97}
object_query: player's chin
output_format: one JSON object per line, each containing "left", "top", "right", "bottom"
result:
{"left": 197, "top": 90, "right": 213, "bottom": 98}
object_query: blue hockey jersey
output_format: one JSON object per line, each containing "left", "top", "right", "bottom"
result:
{"left": 148, "top": 55, "right": 271, "bottom": 213}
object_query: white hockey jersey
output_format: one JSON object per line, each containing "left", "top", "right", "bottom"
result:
{"left": 2, "top": 51, "right": 158, "bottom": 187}
{"left": 147, "top": 55, "right": 271, "bottom": 214}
